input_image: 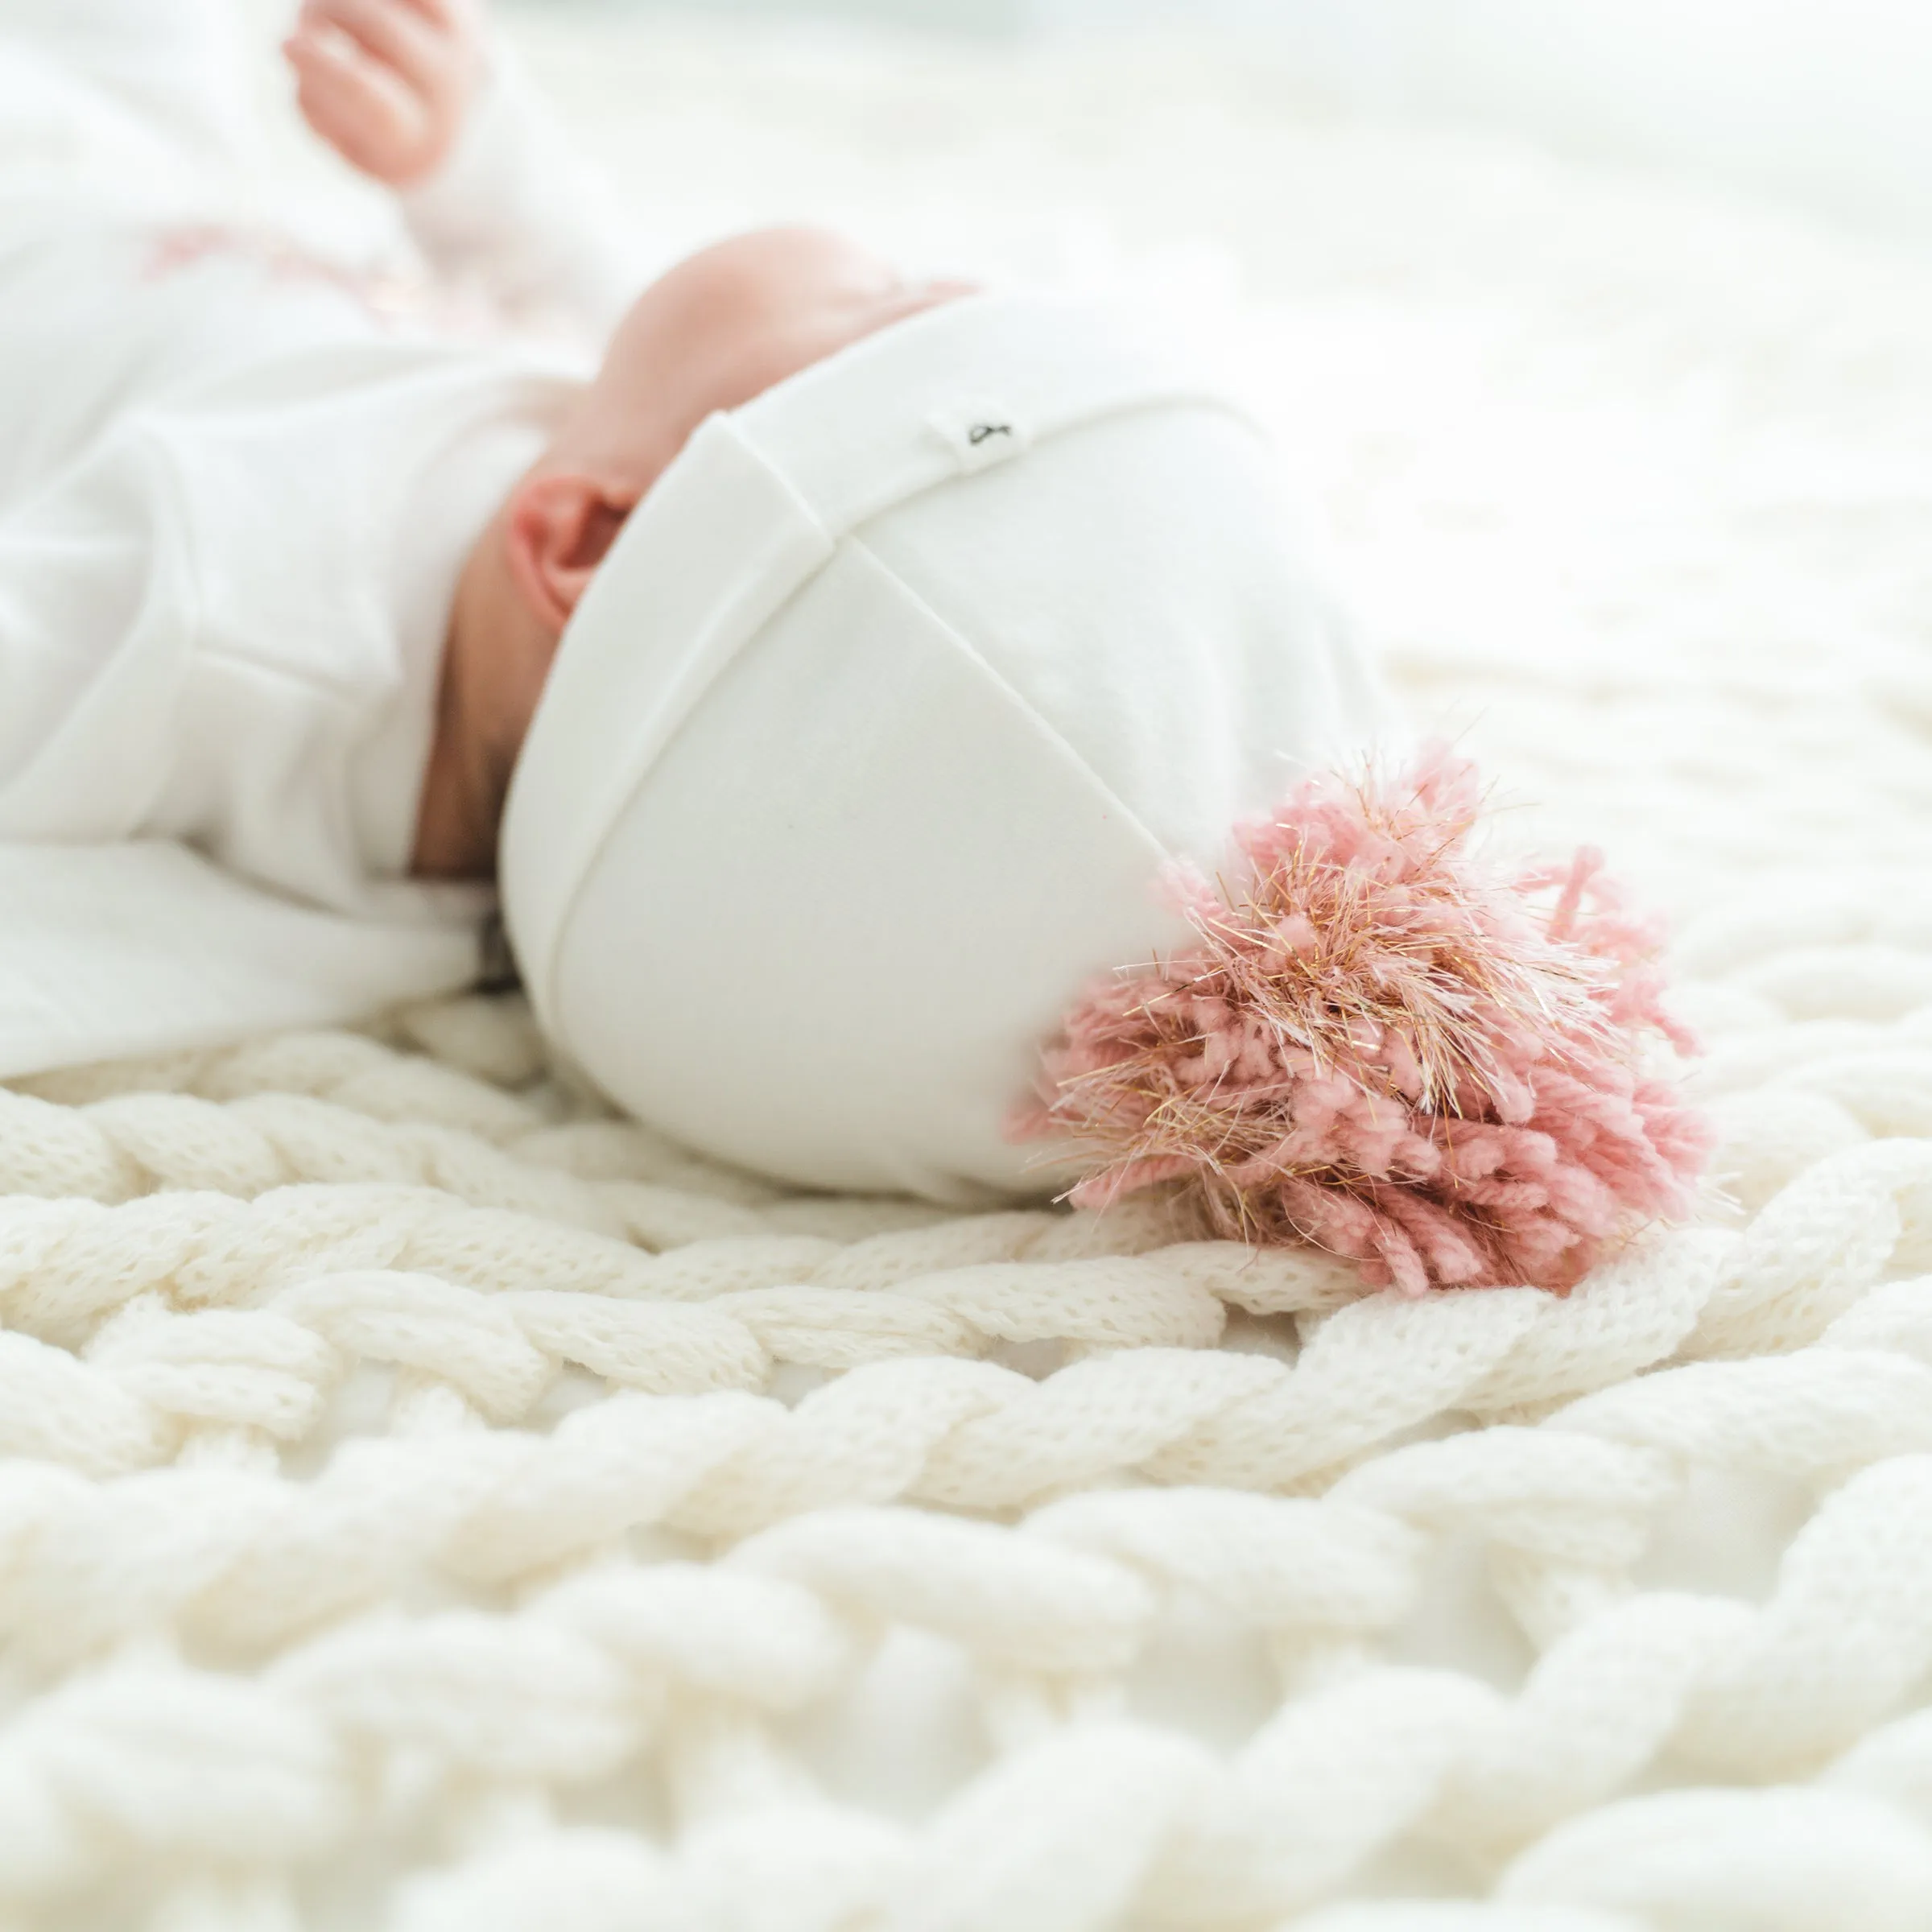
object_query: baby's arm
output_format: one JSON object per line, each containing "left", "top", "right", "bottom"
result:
{"left": 284, "top": 0, "right": 642, "bottom": 341}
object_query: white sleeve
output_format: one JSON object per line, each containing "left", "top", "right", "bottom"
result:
{"left": 396, "top": 46, "right": 646, "bottom": 346}
{"left": 0, "top": 431, "right": 186, "bottom": 844}
{"left": 0, "top": 391, "right": 500, "bottom": 940}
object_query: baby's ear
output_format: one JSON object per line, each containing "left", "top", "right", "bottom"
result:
{"left": 503, "top": 470, "right": 638, "bottom": 638}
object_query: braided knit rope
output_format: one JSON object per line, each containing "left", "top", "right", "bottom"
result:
{"left": 8, "top": 1018, "right": 1932, "bottom": 1930}
{"left": 10, "top": 23, "right": 1932, "bottom": 1931}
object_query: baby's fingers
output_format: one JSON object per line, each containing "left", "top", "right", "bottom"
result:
{"left": 299, "top": 0, "right": 454, "bottom": 103}
{"left": 285, "top": 24, "right": 431, "bottom": 183}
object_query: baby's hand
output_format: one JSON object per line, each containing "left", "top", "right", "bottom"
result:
{"left": 284, "top": 0, "right": 485, "bottom": 188}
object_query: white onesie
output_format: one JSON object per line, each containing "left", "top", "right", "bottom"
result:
{"left": 0, "top": 0, "right": 639, "bottom": 1076}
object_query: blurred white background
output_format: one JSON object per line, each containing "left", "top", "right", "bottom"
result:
{"left": 522, "top": 0, "right": 1932, "bottom": 251}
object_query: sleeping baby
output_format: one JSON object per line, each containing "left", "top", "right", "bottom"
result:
{"left": 0, "top": 0, "right": 1705, "bottom": 1294}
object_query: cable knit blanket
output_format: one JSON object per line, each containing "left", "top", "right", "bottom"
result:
{"left": 6, "top": 20, "right": 1932, "bottom": 1930}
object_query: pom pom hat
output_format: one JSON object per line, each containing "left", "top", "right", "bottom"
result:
{"left": 502, "top": 293, "right": 1705, "bottom": 1285}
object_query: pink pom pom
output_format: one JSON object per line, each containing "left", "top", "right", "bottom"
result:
{"left": 1013, "top": 750, "right": 1712, "bottom": 1295}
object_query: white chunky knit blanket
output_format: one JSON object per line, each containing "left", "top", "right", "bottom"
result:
{"left": 6, "top": 19, "right": 1932, "bottom": 1930}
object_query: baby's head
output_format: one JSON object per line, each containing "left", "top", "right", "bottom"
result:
{"left": 419, "top": 238, "right": 1702, "bottom": 1279}
{"left": 416, "top": 225, "right": 967, "bottom": 876}
{"left": 479, "top": 265, "right": 1389, "bottom": 1203}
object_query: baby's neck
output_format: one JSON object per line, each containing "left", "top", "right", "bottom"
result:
{"left": 412, "top": 515, "right": 524, "bottom": 881}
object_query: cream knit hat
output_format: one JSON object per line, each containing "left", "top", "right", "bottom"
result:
{"left": 499, "top": 292, "right": 1386, "bottom": 1203}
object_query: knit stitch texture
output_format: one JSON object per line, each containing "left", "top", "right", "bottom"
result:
{"left": 5, "top": 18, "right": 1932, "bottom": 1930}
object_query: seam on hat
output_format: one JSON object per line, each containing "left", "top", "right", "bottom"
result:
{"left": 510, "top": 415, "right": 836, "bottom": 1027}
{"left": 841, "top": 530, "right": 1182, "bottom": 882}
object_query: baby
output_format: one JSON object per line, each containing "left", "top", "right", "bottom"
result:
{"left": 0, "top": 0, "right": 1701, "bottom": 1290}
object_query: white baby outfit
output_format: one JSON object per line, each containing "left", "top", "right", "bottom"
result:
{"left": 0, "top": 0, "right": 632, "bottom": 1077}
